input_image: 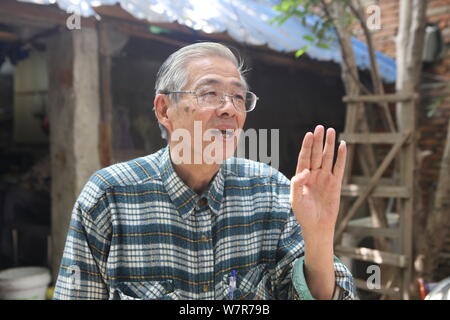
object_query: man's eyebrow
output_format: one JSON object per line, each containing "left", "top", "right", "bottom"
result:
{"left": 195, "top": 78, "right": 221, "bottom": 88}
{"left": 194, "top": 78, "right": 247, "bottom": 90}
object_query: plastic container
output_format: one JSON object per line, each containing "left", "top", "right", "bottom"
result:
{"left": 0, "top": 267, "right": 51, "bottom": 300}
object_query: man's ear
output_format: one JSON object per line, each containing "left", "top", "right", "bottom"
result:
{"left": 154, "top": 94, "right": 172, "bottom": 134}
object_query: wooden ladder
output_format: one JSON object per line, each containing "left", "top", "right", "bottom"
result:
{"left": 334, "top": 92, "right": 417, "bottom": 299}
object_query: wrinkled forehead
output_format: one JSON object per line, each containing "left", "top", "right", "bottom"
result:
{"left": 184, "top": 56, "right": 247, "bottom": 90}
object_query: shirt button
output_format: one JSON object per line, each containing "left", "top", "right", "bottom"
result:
{"left": 202, "top": 285, "right": 209, "bottom": 292}
{"left": 200, "top": 235, "right": 208, "bottom": 242}
{"left": 197, "top": 198, "right": 207, "bottom": 207}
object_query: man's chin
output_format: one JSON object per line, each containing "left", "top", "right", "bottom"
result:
{"left": 200, "top": 137, "right": 238, "bottom": 163}
{"left": 202, "top": 147, "right": 236, "bottom": 165}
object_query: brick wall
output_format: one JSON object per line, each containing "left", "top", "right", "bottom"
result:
{"left": 354, "top": 0, "right": 450, "bottom": 281}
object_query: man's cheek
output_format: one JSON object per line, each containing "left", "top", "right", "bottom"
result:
{"left": 239, "top": 114, "right": 246, "bottom": 128}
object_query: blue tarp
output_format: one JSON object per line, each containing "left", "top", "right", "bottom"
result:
{"left": 20, "top": 0, "right": 397, "bottom": 82}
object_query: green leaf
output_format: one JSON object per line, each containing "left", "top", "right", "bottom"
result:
{"left": 277, "top": 14, "right": 292, "bottom": 26}
{"left": 316, "top": 42, "right": 331, "bottom": 49}
{"left": 295, "top": 45, "right": 310, "bottom": 57}
{"left": 280, "top": 1, "right": 292, "bottom": 11}
{"left": 303, "top": 34, "right": 315, "bottom": 42}
{"left": 292, "top": 8, "right": 307, "bottom": 18}
{"left": 273, "top": 4, "right": 282, "bottom": 11}
{"left": 269, "top": 15, "right": 281, "bottom": 25}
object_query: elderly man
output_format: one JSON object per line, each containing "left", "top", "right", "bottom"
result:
{"left": 53, "top": 42, "right": 356, "bottom": 300}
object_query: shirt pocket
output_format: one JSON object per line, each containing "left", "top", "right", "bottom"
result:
{"left": 220, "top": 264, "right": 271, "bottom": 300}
{"left": 112, "top": 280, "right": 180, "bottom": 300}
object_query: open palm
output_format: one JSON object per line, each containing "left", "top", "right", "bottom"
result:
{"left": 290, "top": 125, "right": 347, "bottom": 235}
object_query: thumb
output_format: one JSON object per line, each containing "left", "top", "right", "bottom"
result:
{"left": 290, "top": 169, "right": 310, "bottom": 202}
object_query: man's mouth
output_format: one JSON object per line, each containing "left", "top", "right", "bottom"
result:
{"left": 219, "top": 129, "right": 235, "bottom": 138}
{"left": 210, "top": 128, "right": 235, "bottom": 139}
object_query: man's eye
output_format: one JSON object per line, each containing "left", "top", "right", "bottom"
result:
{"left": 202, "top": 91, "right": 217, "bottom": 96}
{"left": 234, "top": 94, "right": 245, "bottom": 101}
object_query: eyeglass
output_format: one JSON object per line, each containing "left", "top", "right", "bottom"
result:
{"left": 158, "top": 89, "right": 259, "bottom": 112}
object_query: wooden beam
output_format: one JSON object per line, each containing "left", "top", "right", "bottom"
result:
{"left": 335, "top": 245, "right": 408, "bottom": 267}
{"left": 342, "top": 184, "right": 410, "bottom": 198}
{"left": 250, "top": 51, "right": 341, "bottom": 77}
{"left": 343, "top": 93, "right": 419, "bottom": 103}
{"left": 439, "top": 252, "right": 450, "bottom": 259}
{"left": 351, "top": 176, "right": 399, "bottom": 185}
{"left": 344, "top": 225, "right": 400, "bottom": 239}
{"left": 339, "top": 133, "right": 404, "bottom": 144}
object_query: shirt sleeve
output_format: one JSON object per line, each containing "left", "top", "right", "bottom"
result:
{"left": 273, "top": 210, "right": 357, "bottom": 300}
{"left": 53, "top": 181, "right": 111, "bottom": 300}
{"left": 291, "top": 256, "right": 357, "bottom": 300}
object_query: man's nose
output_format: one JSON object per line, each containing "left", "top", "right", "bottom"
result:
{"left": 216, "top": 95, "right": 237, "bottom": 117}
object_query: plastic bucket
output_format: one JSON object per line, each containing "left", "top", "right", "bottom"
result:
{"left": 0, "top": 267, "right": 51, "bottom": 300}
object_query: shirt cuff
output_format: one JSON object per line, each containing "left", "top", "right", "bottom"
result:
{"left": 292, "top": 256, "right": 341, "bottom": 300}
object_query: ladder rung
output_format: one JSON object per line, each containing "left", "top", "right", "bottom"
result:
{"left": 439, "top": 252, "right": 450, "bottom": 259}
{"left": 351, "top": 176, "right": 398, "bottom": 185}
{"left": 335, "top": 245, "right": 408, "bottom": 267}
{"left": 343, "top": 93, "right": 418, "bottom": 103}
{"left": 342, "top": 184, "right": 410, "bottom": 198}
{"left": 339, "top": 133, "right": 403, "bottom": 144}
{"left": 344, "top": 225, "right": 400, "bottom": 239}
{"left": 354, "top": 279, "right": 401, "bottom": 297}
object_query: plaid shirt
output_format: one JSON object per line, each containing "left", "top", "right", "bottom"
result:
{"left": 53, "top": 146, "right": 356, "bottom": 300}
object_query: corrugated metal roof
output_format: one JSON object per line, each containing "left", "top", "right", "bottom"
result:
{"left": 20, "top": 0, "right": 396, "bottom": 82}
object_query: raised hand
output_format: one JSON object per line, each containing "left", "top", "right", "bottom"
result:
{"left": 290, "top": 125, "right": 347, "bottom": 238}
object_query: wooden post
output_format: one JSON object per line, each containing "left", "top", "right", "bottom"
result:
{"left": 396, "top": 0, "right": 428, "bottom": 299}
{"left": 97, "top": 22, "right": 113, "bottom": 168}
{"left": 47, "top": 28, "right": 101, "bottom": 281}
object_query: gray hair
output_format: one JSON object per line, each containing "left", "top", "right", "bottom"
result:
{"left": 154, "top": 42, "right": 248, "bottom": 140}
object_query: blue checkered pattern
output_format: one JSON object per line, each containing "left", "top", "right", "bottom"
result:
{"left": 53, "top": 146, "right": 356, "bottom": 300}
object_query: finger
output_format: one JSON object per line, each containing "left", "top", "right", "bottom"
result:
{"left": 333, "top": 140, "right": 347, "bottom": 181}
{"left": 310, "top": 125, "right": 325, "bottom": 170}
{"left": 322, "top": 128, "right": 336, "bottom": 173}
{"left": 295, "top": 132, "right": 313, "bottom": 175}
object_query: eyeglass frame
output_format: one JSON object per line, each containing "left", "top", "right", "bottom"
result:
{"left": 158, "top": 89, "right": 259, "bottom": 113}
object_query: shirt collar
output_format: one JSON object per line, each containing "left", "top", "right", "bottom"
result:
{"left": 159, "top": 146, "right": 225, "bottom": 219}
